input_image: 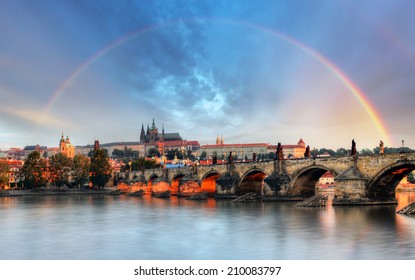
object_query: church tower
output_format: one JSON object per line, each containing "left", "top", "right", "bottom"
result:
{"left": 148, "top": 118, "right": 158, "bottom": 143}
{"left": 59, "top": 133, "right": 75, "bottom": 158}
{"left": 59, "top": 133, "right": 65, "bottom": 152}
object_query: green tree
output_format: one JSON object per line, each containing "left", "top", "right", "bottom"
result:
{"left": 360, "top": 149, "right": 374, "bottom": 156}
{"left": 200, "top": 151, "right": 207, "bottom": 160}
{"left": 49, "top": 153, "right": 73, "bottom": 187}
{"left": 90, "top": 149, "right": 112, "bottom": 189}
{"left": 147, "top": 147, "right": 160, "bottom": 158}
{"left": 316, "top": 148, "right": 336, "bottom": 157}
{"left": 22, "top": 151, "right": 47, "bottom": 189}
{"left": 187, "top": 150, "right": 196, "bottom": 161}
{"left": 0, "top": 161, "right": 9, "bottom": 189}
{"left": 166, "top": 149, "right": 183, "bottom": 160}
{"left": 112, "top": 149, "right": 124, "bottom": 158}
{"left": 335, "top": 148, "right": 349, "bottom": 157}
{"left": 131, "top": 158, "right": 160, "bottom": 170}
{"left": 73, "top": 154, "right": 90, "bottom": 188}
{"left": 123, "top": 146, "right": 134, "bottom": 158}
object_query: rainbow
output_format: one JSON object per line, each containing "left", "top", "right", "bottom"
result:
{"left": 238, "top": 20, "right": 393, "bottom": 145}
{"left": 45, "top": 18, "right": 392, "bottom": 145}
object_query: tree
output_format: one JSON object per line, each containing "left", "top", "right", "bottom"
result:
{"left": 112, "top": 149, "right": 124, "bottom": 158}
{"left": 123, "top": 146, "right": 134, "bottom": 158}
{"left": 0, "top": 161, "right": 9, "bottom": 189}
{"left": 147, "top": 148, "right": 160, "bottom": 158}
{"left": 49, "top": 153, "right": 73, "bottom": 187}
{"left": 89, "top": 149, "right": 112, "bottom": 189}
{"left": 360, "top": 149, "right": 374, "bottom": 156}
{"left": 73, "top": 154, "right": 90, "bottom": 188}
{"left": 166, "top": 149, "right": 183, "bottom": 160}
{"left": 187, "top": 150, "right": 196, "bottom": 161}
{"left": 316, "top": 148, "right": 336, "bottom": 157}
{"left": 131, "top": 158, "right": 160, "bottom": 170}
{"left": 22, "top": 151, "right": 47, "bottom": 189}
{"left": 200, "top": 151, "right": 207, "bottom": 160}
{"left": 335, "top": 148, "right": 349, "bottom": 157}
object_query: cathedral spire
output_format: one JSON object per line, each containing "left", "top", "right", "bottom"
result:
{"left": 151, "top": 118, "right": 156, "bottom": 129}
{"left": 140, "top": 123, "right": 146, "bottom": 143}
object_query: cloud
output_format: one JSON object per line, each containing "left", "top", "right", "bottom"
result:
{"left": 0, "top": 107, "right": 75, "bottom": 129}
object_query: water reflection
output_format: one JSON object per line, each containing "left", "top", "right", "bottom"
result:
{"left": 1, "top": 193, "right": 415, "bottom": 260}
{"left": 396, "top": 191, "right": 415, "bottom": 209}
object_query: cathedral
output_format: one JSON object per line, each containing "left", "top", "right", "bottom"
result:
{"left": 59, "top": 133, "right": 75, "bottom": 158}
{"left": 139, "top": 118, "right": 182, "bottom": 144}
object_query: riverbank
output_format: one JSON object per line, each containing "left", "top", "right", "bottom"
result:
{"left": 0, "top": 187, "right": 116, "bottom": 197}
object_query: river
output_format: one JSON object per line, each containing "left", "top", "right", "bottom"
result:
{"left": 1, "top": 192, "right": 415, "bottom": 260}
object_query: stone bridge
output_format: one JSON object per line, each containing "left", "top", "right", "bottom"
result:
{"left": 117, "top": 153, "right": 415, "bottom": 204}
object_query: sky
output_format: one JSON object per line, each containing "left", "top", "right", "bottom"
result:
{"left": 1, "top": 0, "right": 415, "bottom": 151}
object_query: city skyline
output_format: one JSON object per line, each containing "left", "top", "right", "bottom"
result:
{"left": 1, "top": 1, "right": 415, "bottom": 150}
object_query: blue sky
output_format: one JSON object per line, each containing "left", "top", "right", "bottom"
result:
{"left": 1, "top": 0, "right": 415, "bottom": 150}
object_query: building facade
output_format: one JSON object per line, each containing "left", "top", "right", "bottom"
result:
{"left": 201, "top": 137, "right": 308, "bottom": 161}
{"left": 281, "top": 139, "right": 307, "bottom": 159}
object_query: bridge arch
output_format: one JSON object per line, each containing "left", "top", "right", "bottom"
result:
{"left": 147, "top": 173, "right": 159, "bottom": 192}
{"left": 368, "top": 161, "right": 415, "bottom": 198}
{"left": 200, "top": 170, "right": 221, "bottom": 194}
{"left": 237, "top": 168, "right": 269, "bottom": 195}
{"left": 171, "top": 172, "right": 186, "bottom": 195}
{"left": 289, "top": 165, "right": 336, "bottom": 197}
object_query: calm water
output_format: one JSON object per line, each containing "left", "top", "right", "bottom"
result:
{"left": 1, "top": 193, "right": 415, "bottom": 260}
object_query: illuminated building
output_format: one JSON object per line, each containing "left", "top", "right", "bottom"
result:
{"left": 59, "top": 133, "right": 75, "bottom": 158}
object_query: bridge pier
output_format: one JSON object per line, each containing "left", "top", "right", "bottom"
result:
{"left": 178, "top": 174, "right": 201, "bottom": 197}
{"left": 262, "top": 160, "right": 292, "bottom": 201}
{"left": 151, "top": 169, "right": 170, "bottom": 195}
{"left": 151, "top": 176, "right": 170, "bottom": 195}
{"left": 215, "top": 165, "right": 240, "bottom": 199}
{"left": 263, "top": 172, "right": 291, "bottom": 200}
{"left": 333, "top": 166, "right": 368, "bottom": 204}
{"left": 333, "top": 165, "right": 396, "bottom": 205}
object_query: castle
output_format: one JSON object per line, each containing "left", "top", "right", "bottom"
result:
{"left": 139, "top": 118, "right": 182, "bottom": 144}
